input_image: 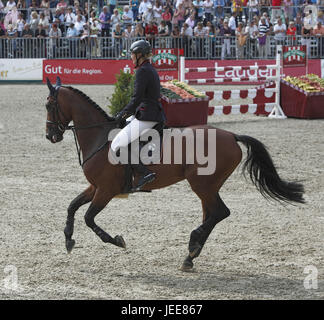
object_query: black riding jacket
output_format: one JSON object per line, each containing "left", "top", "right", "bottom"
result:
{"left": 123, "top": 60, "right": 166, "bottom": 123}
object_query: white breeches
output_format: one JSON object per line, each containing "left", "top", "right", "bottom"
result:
{"left": 111, "top": 115, "right": 158, "bottom": 152}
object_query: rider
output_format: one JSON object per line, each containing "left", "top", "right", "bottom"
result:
{"left": 111, "top": 39, "right": 166, "bottom": 191}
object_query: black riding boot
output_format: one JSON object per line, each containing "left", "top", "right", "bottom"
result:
{"left": 130, "top": 160, "right": 156, "bottom": 192}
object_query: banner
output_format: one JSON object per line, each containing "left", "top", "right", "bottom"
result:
{"left": 283, "top": 45, "right": 307, "bottom": 67}
{"left": 41, "top": 58, "right": 321, "bottom": 85}
{"left": 43, "top": 59, "right": 178, "bottom": 84}
{"left": 152, "top": 48, "right": 182, "bottom": 71}
{"left": 0, "top": 59, "right": 43, "bottom": 81}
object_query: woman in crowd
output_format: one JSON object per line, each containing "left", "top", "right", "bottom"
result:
{"left": 16, "top": 11, "right": 25, "bottom": 37}
{"left": 133, "top": 22, "right": 144, "bottom": 37}
{"left": 153, "top": 0, "right": 162, "bottom": 25}
{"left": 113, "top": 22, "right": 124, "bottom": 57}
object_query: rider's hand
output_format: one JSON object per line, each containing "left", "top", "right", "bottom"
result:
{"left": 115, "top": 110, "right": 129, "bottom": 121}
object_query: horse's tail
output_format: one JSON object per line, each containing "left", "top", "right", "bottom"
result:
{"left": 234, "top": 134, "right": 305, "bottom": 205}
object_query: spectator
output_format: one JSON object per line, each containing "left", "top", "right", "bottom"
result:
{"left": 16, "top": 11, "right": 25, "bottom": 36}
{"left": 56, "top": 0, "right": 67, "bottom": 11}
{"left": 192, "top": 0, "right": 204, "bottom": 22}
{"left": 113, "top": 23, "right": 123, "bottom": 57}
{"left": 35, "top": 23, "right": 46, "bottom": 37}
{"left": 130, "top": 0, "right": 139, "bottom": 22}
{"left": 64, "top": 6, "right": 75, "bottom": 28}
{"left": 318, "top": 11, "right": 324, "bottom": 26}
{"left": 99, "top": 5, "right": 111, "bottom": 37}
{"left": 90, "top": 18, "right": 101, "bottom": 57}
{"left": 49, "top": 22, "right": 61, "bottom": 57}
{"left": 214, "top": 0, "right": 224, "bottom": 21}
{"left": 258, "top": 16, "right": 269, "bottom": 58}
{"left": 248, "top": 0, "right": 259, "bottom": 22}
{"left": 139, "top": 0, "right": 150, "bottom": 21}
{"left": 122, "top": 5, "right": 133, "bottom": 25}
{"left": 6, "top": 23, "right": 17, "bottom": 57}
{"left": 133, "top": 21, "right": 144, "bottom": 37}
{"left": 171, "top": 24, "right": 180, "bottom": 47}
{"left": 153, "top": 0, "right": 162, "bottom": 25}
{"left": 228, "top": 11, "right": 237, "bottom": 35}
{"left": 74, "top": 14, "right": 85, "bottom": 35}
{"left": 172, "top": 2, "right": 185, "bottom": 30}
{"left": 80, "top": 23, "right": 89, "bottom": 57}
{"left": 39, "top": 11, "right": 49, "bottom": 34}
{"left": 312, "top": 21, "right": 324, "bottom": 57}
{"left": 181, "top": 22, "right": 193, "bottom": 56}
{"left": 5, "top": 0, "right": 16, "bottom": 12}
{"left": 246, "top": 18, "right": 258, "bottom": 57}
{"left": 273, "top": 17, "right": 286, "bottom": 46}
{"left": 194, "top": 21, "right": 207, "bottom": 56}
{"left": 271, "top": 0, "right": 282, "bottom": 24}
{"left": 203, "top": 0, "right": 213, "bottom": 22}
{"left": 145, "top": 20, "right": 158, "bottom": 47}
{"left": 207, "top": 20, "right": 217, "bottom": 56}
{"left": 301, "top": 12, "right": 313, "bottom": 56}
{"left": 142, "top": 3, "right": 153, "bottom": 26}
{"left": 183, "top": 0, "right": 192, "bottom": 18}
{"left": 220, "top": 20, "right": 232, "bottom": 59}
{"left": 158, "top": 19, "right": 169, "bottom": 47}
{"left": 286, "top": 20, "right": 296, "bottom": 45}
{"left": 232, "top": 0, "right": 243, "bottom": 22}
{"left": 236, "top": 22, "right": 248, "bottom": 59}
{"left": 108, "top": 0, "right": 117, "bottom": 15}
{"left": 294, "top": 12, "right": 303, "bottom": 35}
{"left": 259, "top": 0, "right": 270, "bottom": 16}
{"left": 124, "top": 23, "right": 133, "bottom": 38}
{"left": 21, "top": 22, "right": 32, "bottom": 38}
{"left": 40, "top": 0, "right": 50, "bottom": 9}
{"left": 158, "top": 19, "right": 169, "bottom": 36}
{"left": 162, "top": 5, "right": 172, "bottom": 32}
{"left": 185, "top": 11, "right": 195, "bottom": 28}
{"left": 0, "top": 1, "right": 5, "bottom": 19}
{"left": 283, "top": 0, "right": 294, "bottom": 22}
{"left": 29, "top": 10, "right": 38, "bottom": 35}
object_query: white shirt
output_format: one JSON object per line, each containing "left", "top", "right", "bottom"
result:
{"left": 181, "top": 25, "right": 193, "bottom": 36}
{"left": 153, "top": 5, "right": 162, "bottom": 19}
{"left": 203, "top": 0, "right": 213, "bottom": 14}
{"left": 139, "top": 0, "right": 150, "bottom": 15}
{"left": 273, "top": 23, "right": 286, "bottom": 40}
{"left": 122, "top": 10, "right": 133, "bottom": 24}
{"left": 228, "top": 16, "right": 236, "bottom": 31}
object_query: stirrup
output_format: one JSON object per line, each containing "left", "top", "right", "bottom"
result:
{"left": 131, "top": 172, "right": 156, "bottom": 192}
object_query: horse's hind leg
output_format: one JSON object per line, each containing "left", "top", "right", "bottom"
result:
{"left": 64, "top": 185, "right": 96, "bottom": 253}
{"left": 181, "top": 193, "right": 230, "bottom": 272}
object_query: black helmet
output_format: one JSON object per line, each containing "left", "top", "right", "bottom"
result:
{"left": 130, "top": 40, "right": 152, "bottom": 56}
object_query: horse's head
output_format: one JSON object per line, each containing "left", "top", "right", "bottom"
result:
{"left": 45, "top": 77, "right": 69, "bottom": 143}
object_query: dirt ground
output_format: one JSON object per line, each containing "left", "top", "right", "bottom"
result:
{"left": 0, "top": 84, "right": 323, "bottom": 300}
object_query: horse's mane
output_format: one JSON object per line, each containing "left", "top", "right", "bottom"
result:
{"left": 64, "top": 86, "right": 115, "bottom": 122}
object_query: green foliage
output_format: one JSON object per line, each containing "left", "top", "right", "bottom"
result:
{"left": 107, "top": 70, "right": 135, "bottom": 116}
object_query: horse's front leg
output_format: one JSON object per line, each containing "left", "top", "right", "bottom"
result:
{"left": 64, "top": 185, "right": 96, "bottom": 253}
{"left": 84, "top": 189, "right": 126, "bottom": 249}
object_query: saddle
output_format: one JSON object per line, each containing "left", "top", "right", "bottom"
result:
{"left": 118, "top": 120, "right": 166, "bottom": 194}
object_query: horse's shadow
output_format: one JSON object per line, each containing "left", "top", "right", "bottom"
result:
{"left": 116, "top": 270, "right": 322, "bottom": 300}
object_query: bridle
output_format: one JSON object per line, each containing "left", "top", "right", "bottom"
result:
{"left": 46, "top": 86, "right": 119, "bottom": 167}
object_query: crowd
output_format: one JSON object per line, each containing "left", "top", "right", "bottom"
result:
{"left": 1, "top": 0, "right": 324, "bottom": 58}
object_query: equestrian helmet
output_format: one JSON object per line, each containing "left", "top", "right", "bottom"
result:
{"left": 130, "top": 40, "right": 152, "bottom": 56}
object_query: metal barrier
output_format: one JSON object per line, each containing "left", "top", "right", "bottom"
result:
{"left": 0, "top": 35, "right": 323, "bottom": 59}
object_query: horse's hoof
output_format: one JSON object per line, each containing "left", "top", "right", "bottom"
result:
{"left": 114, "top": 235, "right": 126, "bottom": 249}
{"left": 180, "top": 259, "right": 194, "bottom": 272}
{"left": 66, "top": 239, "right": 75, "bottom": 253}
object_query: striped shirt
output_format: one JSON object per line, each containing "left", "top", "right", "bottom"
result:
{"left": 258, "top": 23, "right": 269, "bottom": 36}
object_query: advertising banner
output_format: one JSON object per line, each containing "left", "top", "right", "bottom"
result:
{"left": 42, "top": 59, "right": 321, "bottom": 85}
{"left": 0, "top": 59, "right": 43, "bottom": 81}
{"left": 283, "top": 45, "right": 307, "bottom": 67}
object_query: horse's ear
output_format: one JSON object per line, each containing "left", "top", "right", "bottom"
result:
{"left": 56, "top": 76, "right": 61, "bottom": 88}
{"left": 46, "top": 77, "right": 56, "bottom": 96}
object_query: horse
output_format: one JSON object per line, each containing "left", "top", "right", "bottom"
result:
{"left": 45, "top": 77, "right": 305, "bottom": 271}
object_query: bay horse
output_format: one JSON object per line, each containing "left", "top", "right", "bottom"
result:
{"left": 45, "top": 77, "right": 305, "bottom": 271}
